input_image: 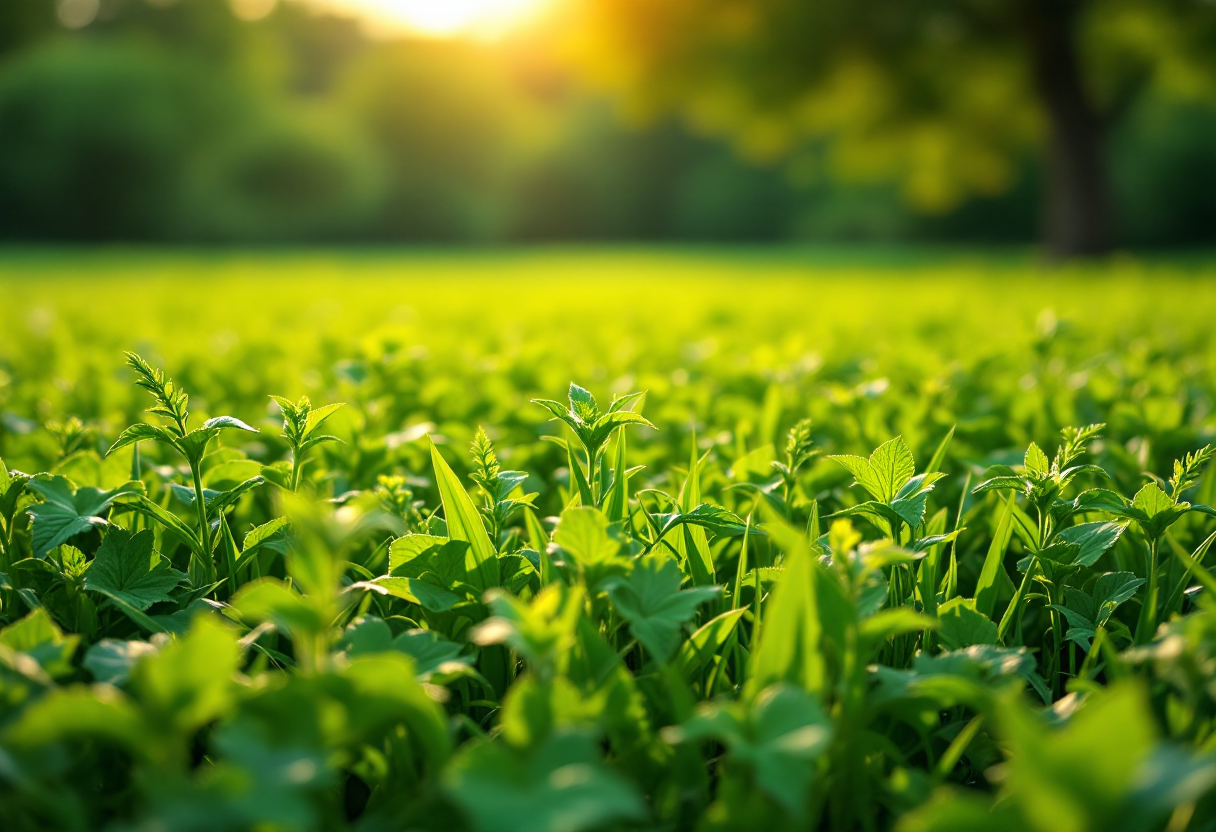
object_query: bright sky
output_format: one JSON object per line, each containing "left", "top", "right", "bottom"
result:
{"left": 304, "top": 0, "right": 556, "bottom": 38}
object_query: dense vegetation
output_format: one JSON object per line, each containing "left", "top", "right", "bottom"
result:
{"left": 3, "top": 251, "right": 1216, "bottom": 831}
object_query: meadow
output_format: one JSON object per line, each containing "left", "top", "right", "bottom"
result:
{"left": 2, "top": 248, "right": 1216, "bottom": 832}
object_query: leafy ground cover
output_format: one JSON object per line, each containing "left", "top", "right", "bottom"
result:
{"left": 2, "top": 249, "right": 1216, "bottom": 831}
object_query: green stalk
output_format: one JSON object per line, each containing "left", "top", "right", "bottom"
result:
{"left": 190, "top": 462, "right": 214, "bottom": 582}
{"left": 998, "top": 561, "right": 1037, "bottom": 645}
{"left": 290, "top": 449, "right": 303, "bottom": 492}
{"left": 1136, "top": 536, "right": 1161, "bottom": 644}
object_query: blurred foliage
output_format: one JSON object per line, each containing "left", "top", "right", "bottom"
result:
{"left": 0, "top": 0, "right": 1214, "bottom": 246}
{"left": 566, "top": 0, "right": 1216, "bottom": 253}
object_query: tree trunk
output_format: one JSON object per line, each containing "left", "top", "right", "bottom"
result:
{"left": 1025, "top": 0, "right": 1112, "bottom": 258}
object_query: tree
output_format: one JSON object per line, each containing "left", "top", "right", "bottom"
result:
{"left": 568, "top": 0, "right": 1216, "bottom": 256}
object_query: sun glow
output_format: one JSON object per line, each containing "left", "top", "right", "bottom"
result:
{"left": 311, "top": 0, "right": 554, "bottom": 38}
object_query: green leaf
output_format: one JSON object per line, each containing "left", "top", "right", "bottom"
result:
{"left": 868, "top": 437, "right": 917, "bottom": 504}
{"left": 1025, "top": 442, "right": 1050, "bottom": 475}
{"left": 444, "top": 731, "right": 646, "bottom": 832}
{"left": 603, "top": 430, "right": 630, "bottom": 523}
{"left": 352, "top": 576, "right": 463, "bottom": 612}
{"left": 664, "top": 684, "right": 831, "bottom": 815}
{"left": 677, "top": 607, "right": 746, "bottom": 678}
{"left": 123, "top": 494, "right": 204, "bottom": 556}
{"left": 25, "top": 475, "right": 144, "bottom": 556}
{"left": 747, "top": 512, "right": 824, "bottom": 698}
{"left": 106, "top": 422, "right": 180, "bottom": 456}
{"left": 177, "top": 427, "right": 221, "bottom": 467}
{"left": 1055, "top": 521, "right": 1126, "bottom": 567}
{"left": 84, "top": 638, "right": 158, "bottom": 685}
{"left": 552, "top": 507, "right": 625, "bottom": 567}
{"left": 1132, "top": 482, "right": 1174, "bottom": 519}
{"left": 568, "top": 382, "right": 599, "bottom": 423}
{"left": 131, "top": 615, "right": 240, "bottom": 733}
{"left": 0, "top": 607, "right": 79, "bottom": 678}
{"left": 3, "top": 686, "right": 148, "bottom": 752}
{"left": 389, "top": 533, "right": 449, "bottom": 573}
{"left": 975, "top": 496, "right": 1015, "bottom": 618}
{"left": 84, "top": 527, "right": 186, "bottom": 611}
{"left": 204, "top": 475, "right": 265, "bottom": 519}
{"left": 202, "top": 415, "right": 259, "bottom": 433}
{"left": 430, "top": 438, "right": 499, "bottom": 590}
{"left": 608, "top": 552, "right": 718, "bottom": 662}
{"left": 937, "top": 597, "right": 998, "bottom": 650}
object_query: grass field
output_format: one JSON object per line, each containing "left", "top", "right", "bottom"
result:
{"left": 3, "top": 248, "right": 1216, "bottom": 832}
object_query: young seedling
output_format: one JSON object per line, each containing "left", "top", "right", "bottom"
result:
{"left": 270, "top": 395, "right": 345, "bottom": 492}
{"left": 532, "top": 383, "right": 655, "bottom": 507}
{"left": 1092, "top": 445, "right": 1216, "bottom": 642}
{"left": 772, "top": 418, "right": 817, "bottom": 508}
{"left": 108, "top": 353, "right": 259, "bottom": 584}
{"left": 469, "top": 427, "right": 537, "bottom": 550}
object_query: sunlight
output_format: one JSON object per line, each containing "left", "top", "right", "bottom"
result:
{"left": 311, "top": 0, "right": 554, "bottom": 38}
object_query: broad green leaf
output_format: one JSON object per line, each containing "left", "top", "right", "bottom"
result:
{"left": 430, "top": 438, "right": 499, "bottom": 590}
{"left": 608, "top": 552, "right": 719, "bottom": 662}
{"left": 202, "top": 415, "right": 259, "bottom": 433}
{"left": 552, "top": 507, "right": 624, "bottom": 567}
{"left": 84, "top": 638, "right": 158, "bottom": 685}
{"left": 1025, "top": 442, "right": 1050, "bottom": 475}
{"left": 25, "top": 475, "right": 144, "bottom": 556}
{"left": 937, "top": 597, "right": 998, "bottom": 650}
{"left": 0, "top": 607, "right": 79, "bottom": 678}
{"left": 1132, "top": 482, "right": 1174, "bottom": 519}
{"left": 84, "top": 527, "right": 186, "bottom": 611}
{"left": 664, "top": 684, "right": 831, "bottom": 815}
{"left": 747, "top": 512, "right": 824, "bottom": 698}
{"left": 975, "top": 496, "right": 1014, "bottom": 618}
{"left": 444, "top": 731, "right": 646, "bottom": 832}
{"left": 389, "top": 533, "right": 449, "bottom": 573}
{"left": 1055, "top": 521, "right": 1126, "bottom": 567}
{"left": 353, "top": 576, "right": 463, "bottom": 612}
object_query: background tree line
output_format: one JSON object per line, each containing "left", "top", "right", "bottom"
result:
{"left": 1, "top": 0, "right": 1215, "bottom": 250}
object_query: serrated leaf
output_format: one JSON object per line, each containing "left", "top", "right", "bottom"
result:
{"left": 568, "top": 382, "right": 599, "bottom": 424}
{"left": 26, "top": 475, "right": 144, "bottom": 556}
{"left": 868, "top": 437, "right": 916, "bottom": 504}
{"left": 1055, "top": 521, "right": 1126, "bottom": 567}
{"left": 1025, "top": 442, "right": 1050, "bottom": 475}
{"left": 84, "top": 527, "right": 186, "bottom": 611}
{"left": 608, "top": 552, "right": 719, "bottom": 662}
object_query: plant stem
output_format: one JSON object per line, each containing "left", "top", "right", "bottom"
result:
{"left": 290, "top": 449, "right": 303, "bottom": 492}
{"left": 191, "top": 463, "right": 213, "bottom": 580}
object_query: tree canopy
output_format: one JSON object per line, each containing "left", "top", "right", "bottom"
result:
{"left": 569, "top": 0, "right": 1216, "bottom": 256}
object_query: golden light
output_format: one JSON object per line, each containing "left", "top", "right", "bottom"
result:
{"left": 310, "top": 0, "right": 555, "bottom": 39}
